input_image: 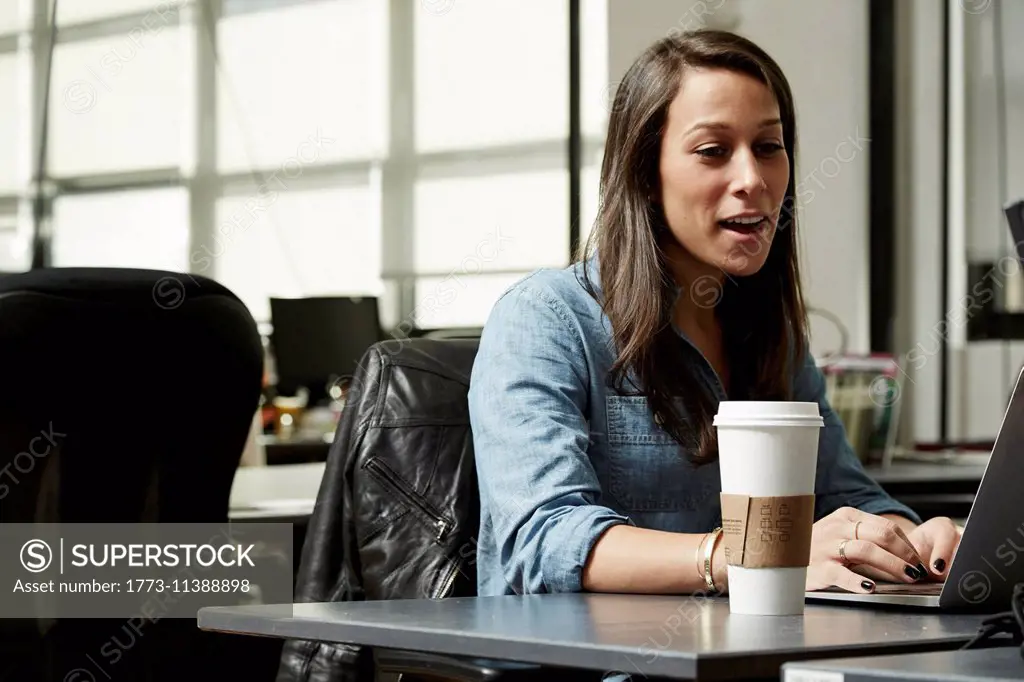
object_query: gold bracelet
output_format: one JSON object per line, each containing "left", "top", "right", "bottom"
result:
{"left": 703, "top": 527, "right": 723, "bottom": 594}
{"left": 695, "top": 532, "right": 709, "bottom": 580}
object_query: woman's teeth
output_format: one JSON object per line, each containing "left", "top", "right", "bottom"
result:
{"left": 720, "top": 217, "right": 765, "bottom": 230}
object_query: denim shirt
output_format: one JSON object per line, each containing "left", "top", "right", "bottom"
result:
{"left": 467, "top": 259, "right": 921, "bottom": 597}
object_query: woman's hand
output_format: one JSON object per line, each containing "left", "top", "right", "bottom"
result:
{"left": 905, "top": 516, "right": 963, "bottom": 580}
{"left": 805, "top": 507, "right": 931, "bottom": 594}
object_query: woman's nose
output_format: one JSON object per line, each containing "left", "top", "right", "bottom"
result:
{"left": 732, "top": 152, "right": 767, "bottom": 194}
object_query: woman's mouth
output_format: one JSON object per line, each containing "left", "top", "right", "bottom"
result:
{"left": 718, "top": 215, "right": 769, "bottom": 234}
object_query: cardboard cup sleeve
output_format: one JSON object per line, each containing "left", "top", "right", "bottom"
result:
{"left": 720, "top": 493, "right": 815, "bottom": 568}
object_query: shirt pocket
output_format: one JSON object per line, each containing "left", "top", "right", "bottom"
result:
{"left": 603, "top": 395, "right": 716, "bottom": 513}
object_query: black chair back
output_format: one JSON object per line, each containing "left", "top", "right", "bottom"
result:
{"left": 0, "top": 267, "right": 265, "bottom": 682}
{"left": 0, "top": 267, "right": 262, "bottom": 523}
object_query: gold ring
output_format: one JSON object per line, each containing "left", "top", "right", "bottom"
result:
{"left": 838, "top": 539, "right": 850, "bottom": 564}
{"left": 854, "top": 521, "right": 862, "bottom": 540}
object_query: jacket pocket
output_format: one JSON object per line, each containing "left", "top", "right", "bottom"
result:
{"left": 603, "top": 395, "right": 715, "bottom": 513}
{"left": 363, "top": 457, "right": 454, "bottom": 543}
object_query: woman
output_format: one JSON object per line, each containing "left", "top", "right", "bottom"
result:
{"left": 467, "top": 29, "right": 961, "bottom": 597}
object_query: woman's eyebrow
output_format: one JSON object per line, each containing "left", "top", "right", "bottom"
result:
{"left": 683, "top": 117, "right": 783, "bottom": 136}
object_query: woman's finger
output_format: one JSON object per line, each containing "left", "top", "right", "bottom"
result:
{"left": 845, "top": 513, "right": 927, "bottom": 577}
{"left": 924, "top": 519, "right": 961, "bottom": 578}
{"left": 808, "top": 561, "right": 876, "bottom": 594}
{"left": 837, "top": 539, "right": 926, "bottom": 583}
{"left": 851, "top": 563, "right": 903, "bottom": 584}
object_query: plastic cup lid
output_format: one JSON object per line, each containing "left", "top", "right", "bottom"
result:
{"left": 713, "top": 401, "right": 824, "bottom": 426}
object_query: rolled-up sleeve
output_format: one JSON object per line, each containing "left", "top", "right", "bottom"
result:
{"left": 468, "top": 281, "right": 631, "bottom": 594}
{"left": 793, "top": 352, "right": 922, "bottom": 525}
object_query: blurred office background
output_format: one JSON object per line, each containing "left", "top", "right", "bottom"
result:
{"left": 0, "top": 0, "right": 1021, "bottom": 458}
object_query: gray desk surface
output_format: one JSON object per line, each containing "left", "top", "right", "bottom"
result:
{"left": 228, "top": 462, "right": 324, "bottom": 521}
{"left": 197, "top": 593, "right": 987, "bottom": 680}
{"left": 782, "top": 647, "right": 1023, "bottom": 681}
{"left": 864, "top": 460, "right": 987, "bottom": 485}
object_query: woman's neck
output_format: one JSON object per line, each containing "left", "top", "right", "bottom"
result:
{"left": 664, "top": 242, "right": 725, "bottom": 334}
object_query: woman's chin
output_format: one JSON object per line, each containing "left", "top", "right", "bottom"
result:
{"left": 718, "top": 252, "right": 770, "bottom": 278}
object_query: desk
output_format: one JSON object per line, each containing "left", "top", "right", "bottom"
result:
{"left": 260, "top": 434, "right": 331, "bottom": 465}
{"left": 228, "top": 462, "right": 324, "bottom": 522}
{"left": 864, "top": 460, "right": 987, "bottom": 520}
{"left": 865, "top": 461, "right": 987, "bottom": 485}
{"left": 782, "top": 647, "right": 1023, "bottom": 681}
{"left": 198, "top": 593, "right": 986, "bottom": 680}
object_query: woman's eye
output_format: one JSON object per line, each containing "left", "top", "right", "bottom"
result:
{"left": 696, "top": 146, "right": 727, "bottom": 159}
{"left": 756, "top": 142, "right": 784, "bottom": 156}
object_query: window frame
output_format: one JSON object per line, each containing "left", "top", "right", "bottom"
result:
{"left": 21, "top": 0, "right": 594, "bottom": 331}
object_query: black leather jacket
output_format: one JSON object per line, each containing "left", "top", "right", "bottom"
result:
{"left": 276, "top": 338, "right": 482, "bottom": 681}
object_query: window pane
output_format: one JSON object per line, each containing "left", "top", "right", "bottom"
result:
{"left": 49, "top": 26, "right": 194, "bottom": 176}
{"left": 0, "top": 0, "right": 31, "bottom": 34}
{"left": 0, "top": 204, "right": 30, "bottom": 272}
{"left": 0, "top": 230, "right": 27, "bottom": 272}
{"left": 414, "top": 169, "right": 568, "bottom": 274}
{"left": 415, "top": 0, "right": 568, "bottom": 152}
{"left": 0, "top": 49, "right": 30, "bottom": 192}
{"left": 52, "top": 187, "right": 189, "bottom": 271}
{"left": 213, "top": 184, "right": 382, "bottom": 323}
{"left": 414, "top": 272, "right": 526, "bottom": 329}
{"left": 216, "top": 0, "right": 387, "bottom": 171}
{"left": 57, "top": 0, "right": 178, "bottom": 26}
{"left": 580, "top": 154, "right": 601, "bottom": 253}
{"left": 581, "top": 0, "right": 608, "bottom": 139}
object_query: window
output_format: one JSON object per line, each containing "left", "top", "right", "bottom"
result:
{"left": 213, "top": 183, "right": 382, "bottom": 322}
{"left": 414, "top": 169, "right": 569, "bottom": 274}
{"left": 49, "top": 25, "right": 194, "bottom": 176}
{"left": 51, "top": 188, "right": 190, "bottom": 271}
{"left": 0, "top": 50, "right": 29, "bottom": 192}
{"left": 0, "top": 0, "right": 31, "bottom": 35}
{"left": 56, "top": 0, "right": 179, "bottom": 27}
{"left": 0, "top": 204, "right": 29, "bottom": 272}
{"left": 23, "top": 0, "right": 607, "bottom": 332}
{"left": 414, "top": 0, "right": 568, "bottom": 153}
{"left": 216, "top": 0, "right": 387, "bottom": 172}
{"left": 407, "top": 0, "right": 589, "bottom": 328}
{"left": 581, "top": 0, "right": 609, "bottom": 140}
{"left": 414, "top": 272, "right": 526, "bottom": 329}
{"left": 580, "top": 147, "right": 603, "bottom": 250}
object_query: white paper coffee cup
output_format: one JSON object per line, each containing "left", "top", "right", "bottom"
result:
{"left": 713, "top": 401, "right": 823, "bottom": 615}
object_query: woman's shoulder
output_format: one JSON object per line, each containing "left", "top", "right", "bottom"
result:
{"left": 482, "top": 260, "right": 607, "bottom": 343}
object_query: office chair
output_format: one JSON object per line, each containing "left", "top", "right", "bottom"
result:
{"left": 0, "top": 267, "right": 267, "bottom": 682}
{"left": 279, "top": 337, "right": 598, "bottom": 682}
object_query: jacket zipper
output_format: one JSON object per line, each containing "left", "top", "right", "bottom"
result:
{"left": 364, "top": 458, "right": 452, "bottom": 543}
{"left": 433, "top": 560, "right": 460, "bottom": 599}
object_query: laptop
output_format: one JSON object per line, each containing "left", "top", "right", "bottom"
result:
{"left": 806, "top": 362, "right": 1024, "bottom": 611}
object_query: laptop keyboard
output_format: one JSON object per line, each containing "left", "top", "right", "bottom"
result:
{"left": 816, "top": 581, "right": 944, "bottom": 595}
{"left": 866, "top": 582, "right": 944, "bottom": 595}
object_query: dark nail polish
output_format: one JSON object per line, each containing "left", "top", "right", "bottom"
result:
{"left": 917, "top": 563, "right": 928, "bottom": 578}
{"left": 905, "top": 565, "right": 919, "bottom": 580}
{"left": 861, "top": 580, "right": 875, "bottom": 591}
{"left": 933, "top": 558, "right": 946, "bottom": 573}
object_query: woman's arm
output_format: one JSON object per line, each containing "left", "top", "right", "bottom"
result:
{"left": 583, "top": 524, "right": 728, "bottom": 594}
{"left": 469, "top": 279, "right": 720, "bottom": 595}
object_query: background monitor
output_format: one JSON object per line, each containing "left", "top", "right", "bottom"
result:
{"left": 1006, "top": 199, "right": 1024, "bottom": 264}
{"left": 269, "top": 296, "right": 383, "bottom": 404}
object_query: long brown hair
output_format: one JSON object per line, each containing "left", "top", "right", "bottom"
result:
{"left": 578, "top": 29, "right": 809, "bottom": 465}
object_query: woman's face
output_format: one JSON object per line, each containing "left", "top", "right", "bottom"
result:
{"left": 657, "top": 67, "right": 790, "bottom": 283}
